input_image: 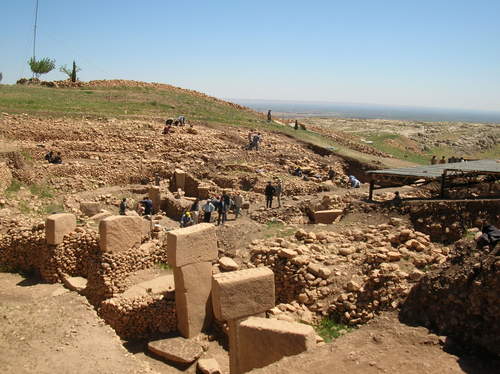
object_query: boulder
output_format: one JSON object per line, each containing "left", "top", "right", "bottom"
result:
{"left": 219, "top": 256, "right": 239, "bottom": 271}
{"left": 79, "top": 201, "right": 101, "bottom": 217}
{"left": 197, "top": 358, "right": 222, "bottom": 374}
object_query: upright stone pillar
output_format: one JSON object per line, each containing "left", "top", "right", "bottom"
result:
{"left": 45, "top": 213, "right": 76, "bottom": 245}
{"left": 148, "top": 186, "right": 161, "bottom": 214}
{"left": 174, "top": 169, "right": 186, "bottom": 191}
{"left": 212, "top": 267, "right": 275, "bottom": 374}
{"left": 167, "top": 223, "right": 218, "bottom": 338}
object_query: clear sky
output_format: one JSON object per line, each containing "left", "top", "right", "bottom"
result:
{"left": 1, "top": 0, "right": 500, "bottom": 111}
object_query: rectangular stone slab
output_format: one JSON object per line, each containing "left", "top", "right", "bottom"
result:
{"left": 45, "top": 213, "right": 76, "bottom": 245}
{"left": 167, "top": 223, "right": 218, "bottom": 267}
{"left": 174, "top": 262, "right": 213, "bottom": 338}
{"left": 314, "top": 209, "right": 343, "bottom": 224}
{"left": 99, "top": 215, "right": 143, "bottom": 253}
{"left": 212, "top": 267, "right": 275, "bottom": 321}
{"left": 237, "top": 317, "right": 317, "bottom": 374}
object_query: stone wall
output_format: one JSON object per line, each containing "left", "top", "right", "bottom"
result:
{"left": 0, "top": 161, "right": 12, "bottom": 195}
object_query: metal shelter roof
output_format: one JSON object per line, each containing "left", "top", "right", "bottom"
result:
{"left": 366, "top": 159, "right": 500, "bottom": 179}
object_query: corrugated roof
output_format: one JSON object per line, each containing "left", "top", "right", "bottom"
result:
{"left": 367, "top": 159, "right": 500, "bottom": 179}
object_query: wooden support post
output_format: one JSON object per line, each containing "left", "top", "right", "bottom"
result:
{"left": 440, "top": 170, "right": 448, "bottom": 199}
{"left": 369, "top": 180, "right": 374, "bottom": 201}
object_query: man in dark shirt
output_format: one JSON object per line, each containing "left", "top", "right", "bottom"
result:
{"left": 265, "top": 181, "right": 275, "bottom": 209}
{"left": 140, "top": 197, "right": 153, "bottom": 216}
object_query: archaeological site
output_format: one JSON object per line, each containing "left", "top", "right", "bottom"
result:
{"left": 0, "top": 79, "right": 499, "bottom": 374}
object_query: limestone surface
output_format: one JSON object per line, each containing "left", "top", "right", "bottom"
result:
{"left": 45, "top": 213, "right": 76, "bottom": 245}
{"left": 99, "top": 215, "right": 143, "bottom": 253}
{"left": 197, "top": 358, "right": 222, "bottom": 374}
{"left": 147, "top": 337, "right": 203, "bottom": 364}
{"left": 212, "top": 267, "right": 275, "bottom": 321}
{"left": 167, "top": 223, "right": 218, "bottom": 267}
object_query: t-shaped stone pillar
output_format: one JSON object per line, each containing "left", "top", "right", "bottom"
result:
{"left": 167, "top": 223, "right": 218, "bottom": 338}
{"left": 212, "top": 267, "right": 275, "bottom": 374}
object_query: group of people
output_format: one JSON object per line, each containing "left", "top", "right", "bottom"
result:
{"left": 44, "top": 151, "right": 62, "bottom": 164}
{"left": 431, "top": 155, "right": 465, "bottom": 165}
{"left": 163, "top": 115, "right": 186, "bottom": 134}
{"left": 119, "top": 197, "right": 153, "bottom": 216}
{"left": 246, "top": 131, "right": 263, "bottom": 151}
{"left": 180, "top": 191, "right": 245, "bottom": 227}
{"left": 264, "top": 179, "right": 283, "bottom": 209}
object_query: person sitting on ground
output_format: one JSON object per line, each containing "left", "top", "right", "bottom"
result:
{"left": 165, "top": 118, "right": 173, "bottom": 126}
{"left": 439, "top": 156, "right": 446, "bottom": 164}
{"left": 391, "top": 191, "right": 402, "bottom": 207}
{"left": 119, "top": 198, "right": 127, "bottom": 215}
{"left": 163, "top": 123, "right": 171, "bottom": 134}
{"left": 51, "top": 152, "right": 62, "bottom": 164}
{"left": 265, "top": 181, "right": 275, "bottom": 209}
{"left": 292, "top": 167, "right": 303, "bottom": 177}
{"left": 348, "top": 175, "right": 361, "bottom": 188}
{"left": 180, "top": 211, "right": 193, "bottom": 227}
{"left": 44, "top": 150, "right": 53, "bottom": 163}
{"left": 202, "top": 199, "right": 216, "bottom": 223}
{"left": 177, "top": 115, "right": 186, "bottom": 125}
{"left": 190, "top": 198, "right": 200, "bottom": 224}
{"left": 233, "top": 191, "right": 243, "bottom": 219}
{"left": 430, "top": 155, "right": 437, "bottom": 165}
{"left": 140, "top": 196, "right": 153, "bottom": 216}
{"left": 476, "top": 224, "right": 500, "bottom": 252}
{"left": 250, "top": 133, "right": 261, "bottom": 151}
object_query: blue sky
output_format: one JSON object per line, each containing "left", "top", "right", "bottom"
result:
{"left": 1, "top": 0, "right": 500, "bottom": 111}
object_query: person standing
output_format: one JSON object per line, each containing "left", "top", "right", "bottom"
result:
{"left": 202, "top": 199, "right": 215, "bottom": 223}
{"left": 233, "top": 191, "right": 243, "bottom": 219}
{"left": 154, "top": 173, "right": 161, "bottom": 186}
{"left": 217, "top": 196, "right": 227, "bottom": 225}
{"left": 274, "top": 178, "right": 283, "bottom": 208}
{"left": 119, "top": 198, "right": 127, "bottom": 215}
{"left": 140, "top": 197, "right": 153, "bottom": 216}
{"left": 294, "top": 120, "right": 299, "bottom": 130}
{"left": 265, "top": 181, "right": 275, "bottom": 209}
{"left": 190, "top": 198, "right": 200, "bottom": 224}
{"left": 267, "top": 110, "right": 272, "bottom": 122}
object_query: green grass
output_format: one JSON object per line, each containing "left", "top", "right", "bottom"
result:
{"left": 5, "top": 179, "right": 23, "bottom": 194}
{"left": 29, "top": 183, "right": 54, "bottom": 199}
{"left": 157, "top": 262, "right": 172, "bottom": 271}
{"left": 314, "top": 318, "right": 353, "bottom": 343}
{"left": 40, "top": 202, "right": 64, "bottom": 214}
{"left": 366, "top": 133, "right": 430, "bottom": 164}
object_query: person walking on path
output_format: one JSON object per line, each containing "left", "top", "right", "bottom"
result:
{"left": 119, "top": 198, "right": 127, "bottom": 215}
{"left": 274, "top": 178, "right": 283, "bottom": 208}
{"left": 202, "top": 199, "right": 215, "bottom": 223}
{"left": 233, "top": 191, "right": 243, "bottom": 219}
{"left": 265, "top": 181, "right": 275, "bottom": 209}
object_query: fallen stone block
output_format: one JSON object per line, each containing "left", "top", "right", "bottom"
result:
{"left": 307, "top": 263, "right": 331, "bottom": 279}
{"left": 197, "top": 358, "right": 222, "bottom": 374}
{"left": 313, "top": 209, "right": 343, "bottom": 224}
{"left": 148, "top": 337, "right": 203, "bottom": 364}
{"left": 174, "top": 262, "right": 213, "bottom": 338}
{"left": 237, "top": 317, "right": 317, "bottom": 373}
{"left": 167, "top": 223, "right": 218, "bottom": 267}
{"left": 212, "top": 267, "right": 275, "bottom": 321}
{"left": 79, "top": 201, "right": 101, "bottom": 217}
{"left": 219, "top": 256, "right": 239, "bottom": 271}
{"left": 46, "top": 213, "right": 76, "bottom": 245}
{"left": 62, "top": 275, "right": 87, "bottom": 293}
{"left": 99, "top": 215, "right": 143, "bottom": 253}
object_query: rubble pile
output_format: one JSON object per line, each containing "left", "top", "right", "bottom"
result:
{"left": 99, "top": 293, "right": 176, "bottom": 340}
{"left": 401, "top": 240, "right": 500, "bottom": 357}
{"left": 246, "top": 220, "right": 448, "bottom": 325}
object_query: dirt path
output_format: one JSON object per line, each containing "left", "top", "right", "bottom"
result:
{"left": 251, "top": 312, "right": 500, "bottom": 374}
{"left": 0, "top": 273, "right": 162, "bottom": 374}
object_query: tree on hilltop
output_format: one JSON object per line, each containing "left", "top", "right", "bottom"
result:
{"left": 28, "top": 57, "right": 56, "bottom": 79}
{"left": 0, "top": 72, "right": 2, "bottom": 83}
{"left": 59, "top": 61, "right": 81, "bottom": 82}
